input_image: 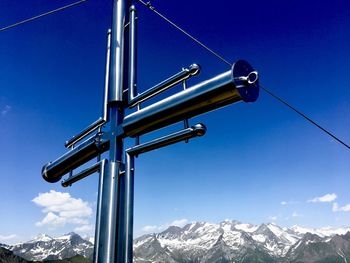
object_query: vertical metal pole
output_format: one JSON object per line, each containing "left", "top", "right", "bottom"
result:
{"left": 118, "top": 5, "right": 137, "bottom": 262}
{"left": 96, "top": 0, "right": 127, "bottom": 262}
{"left": 93, "top": 160, "right": 107, "bottom": 263}
{"left": 103, "top": 29, "right": 112, "bottom": 122}
{"left": 124, "top": 153, "right": 135, "bottom": 263}
{"left": 128, "top": 5, "right": 137, "bottom": 102}
{"left": 109, "top": 0, "right": 126, "bottom": 103}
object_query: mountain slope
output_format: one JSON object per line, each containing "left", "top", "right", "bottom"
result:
{"left": 0, "top": 247, "right": 28, "bottom": 263}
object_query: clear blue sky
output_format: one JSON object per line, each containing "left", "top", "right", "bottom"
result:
{"left": 1, "top": 0, "right": 350, "bottom": 244}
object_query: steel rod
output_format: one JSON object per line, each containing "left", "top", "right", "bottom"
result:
{"left": 123, "top": 153, "right": 134, "bottom": 263}
{"left": 61, "top": 160, "right": 103, "bottom": 187}
{"left": 128, "top": 5, "right": 137, "bottom": 103}
{"left": 65, "top": 118, "right": 106, "bottom": 148}
{"left": 128, "top": 63, "right": 200, "bottom": 108}
{"left": 127, "top": 123, "right": 206, "bottom": 156}
{"left": 93, "top": 159, "right": 107, "bottom": 263}
{"left": 103, "top": 29, "right": 112, "bottom": 121}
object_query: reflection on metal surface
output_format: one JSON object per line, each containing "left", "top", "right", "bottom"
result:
{"left": 123, "top": 60, "right": 259, "bottom": 137}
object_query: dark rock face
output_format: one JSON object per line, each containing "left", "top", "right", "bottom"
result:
{"left": 0, "top": 247, "right": 28, "bottom": 263}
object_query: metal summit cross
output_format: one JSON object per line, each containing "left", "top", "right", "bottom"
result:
{"left": 41, "top": 0, "right": 260, "bottom": 262}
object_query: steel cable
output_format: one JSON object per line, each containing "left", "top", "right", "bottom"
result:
{"left": 0, "top": 0, "right": 87, "bottom": 32}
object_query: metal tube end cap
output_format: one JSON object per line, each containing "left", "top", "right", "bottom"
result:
{"left": 189, "top": 63, "right": 201, "bottom": 76}
{"left": 42, "top": 163, "right": 62, "bottom": 183}
{"left": 191, "top": 123, "right": 207, "bottom": 137}
{"left": 232, "top": 60, "right": 259, "bottom": 102}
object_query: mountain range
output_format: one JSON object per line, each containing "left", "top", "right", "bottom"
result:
{"left": 0, "top": 232, "right": 93, "bottom": 262}
{"left": 1, "top": 221, "right": 350, "bottom": 262}
{"left": 134, "top": 220, "right": 350, "bottom": 263}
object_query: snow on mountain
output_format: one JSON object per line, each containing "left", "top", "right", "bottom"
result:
{"left": 234, "top": 222, "right": 258, "bottom": 232}
{"left": 6, "top": 232, "right": 93, "bottom": 261}
{"left": 1, "top": 221, "right": 350, "bottom": 262}
{"left": 28, "top": 233, "right": 53, "bottom": 243}
{"left": 134, "top": 220, "right": 350, "bottom": 263}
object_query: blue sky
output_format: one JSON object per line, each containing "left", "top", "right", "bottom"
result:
{"left": 1, "top": 0, "right": 350, "bottom": 244}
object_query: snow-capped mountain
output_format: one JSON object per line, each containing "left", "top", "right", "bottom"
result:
{"left": 2, "top": 221, "right": 350, "bottom": 262}
{"left": 6, "top": 232, "right": 93, "bottom": 261}
{"left": 134, "top": 220, "right": 350, "bottom": 263}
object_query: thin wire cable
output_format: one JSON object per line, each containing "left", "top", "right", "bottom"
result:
{"left": 0, "top": 0, "right": 87, "bottom": 32}
{"left": 137, "top": 0, "right": 232, "bottom": 67}
{"left": 260, "top": 84, "right": 350, "bottom": 150}
{"left": 138, "top": 0, "right": 350, "bottom": 150}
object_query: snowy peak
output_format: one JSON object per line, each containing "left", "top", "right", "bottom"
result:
{"left": 29, "top": 233, "right": 53, "bottom": 243}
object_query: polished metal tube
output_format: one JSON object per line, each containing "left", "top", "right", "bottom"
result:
{"left": 128, "top": 63, "right": 200, "bottom": 108}
{"left": 42, "top": 134, "right": 109, "bottom": 183}
{"left": 123, "top": 153, "right": 134, "bottom": 263}
{"left": 127, "top": 123, "right": 206, "bottom": 155}
{"left": 65, "top": 118, "right": 105, "bottom": 148}
{"left": 123, "top": 60, "right": 259, "bottom": 137}
{"left": 98, "top": 161, "right": 119, "bottom": 263}
{"left": 98, "top": 0, "right": 127, "bottom": 261}
{"left": 109, "top": 0, "right": 126, "bottom": 102}
{"left": 93, "top": 159, "right": 107, "bottom": 263}
{"left": 61, "top": 160, "right": 103, "bottom": 187}
{"left": 128, "top": 5, "right": 137, "bottom": 102}
{"left": 103, "top": 29, "right": 112, "bottom": 120}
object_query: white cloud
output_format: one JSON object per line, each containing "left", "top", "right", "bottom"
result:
{"left": 332, "top": 202, "right": 350, "bottom": 212}
{"left": 292, "top": 212, "right": 302, "bottom": 218}
{"left": 142, "top": 218, "right": 189, "bottom": 233}
{"left": 32, "top": 190, "right": 92, "bottom": 230}
{"left": 1, "top": 105, "right": 11, "bottom": 116}
{"left": 0, "top": 234, "right": 17, "bottom": 242}
{"left": 142, "top": 225, "right": 159, "bottom": 232}
{"left": 35, "top": 212, "right": 66, "bottom": 227}
{"left": 280, "top": 200, "right": 299, "bottom": 206}
{"left": 308, "top": 193, "right": 337, "bottom": 203}
{"left": 74, "top": 224, "right": 94, "bottom": 234}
